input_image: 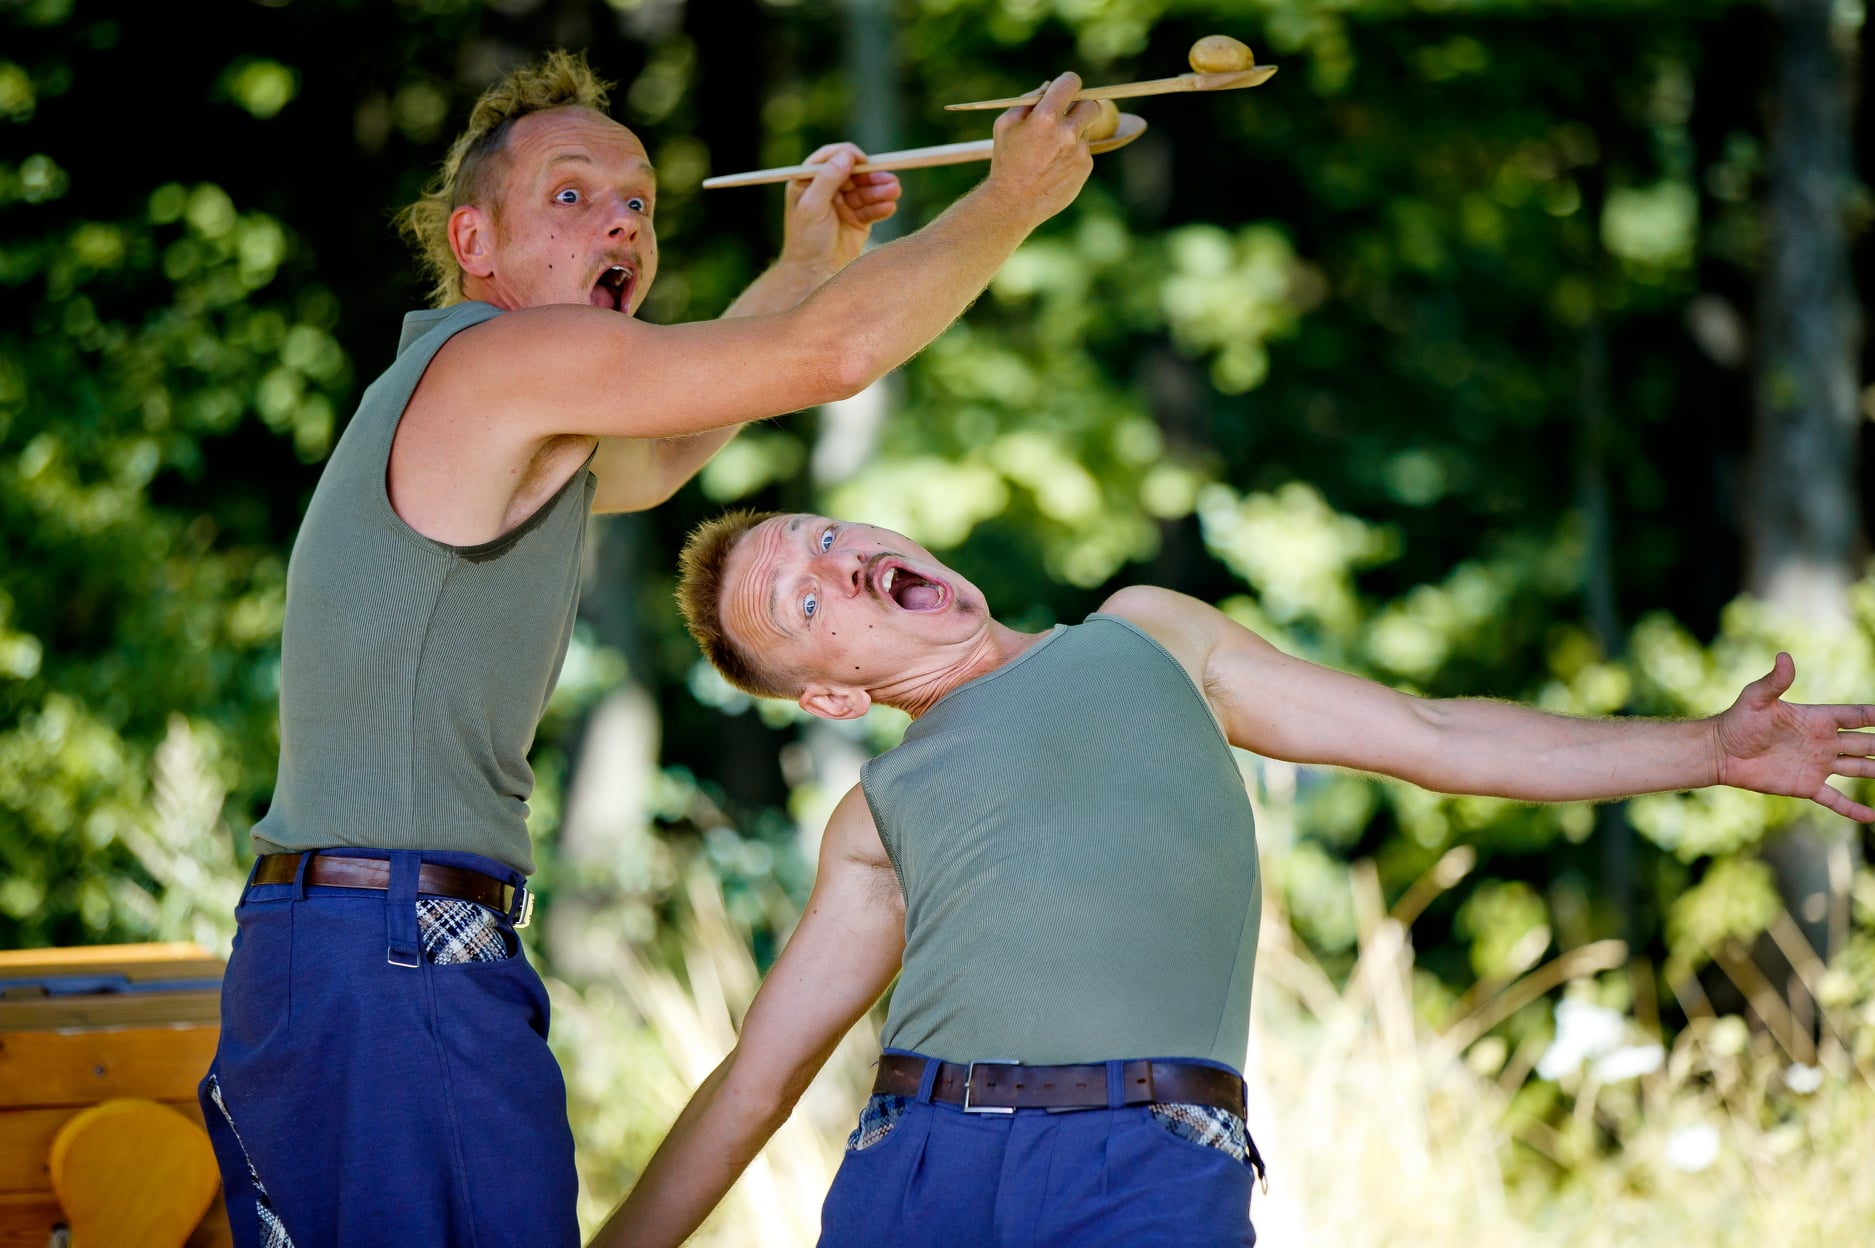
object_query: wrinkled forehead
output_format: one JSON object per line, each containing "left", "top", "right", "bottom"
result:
{"left": 721, "top": 513, "right": 810, "bottom": 648}
{"left": 499, "top": 107, "right": 653, "bottom": 188}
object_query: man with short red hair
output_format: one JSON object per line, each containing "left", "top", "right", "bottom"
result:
{"left": 596, "top": 508, "right": 1875, "bottom": 1247}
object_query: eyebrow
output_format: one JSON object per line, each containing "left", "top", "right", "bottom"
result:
{"left": 543, "top": 153, "right": 658, "bottom": 188}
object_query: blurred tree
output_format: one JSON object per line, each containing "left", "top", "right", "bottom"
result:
{"left": 2, "top": 0, "right": 1869, "bottom": 1094}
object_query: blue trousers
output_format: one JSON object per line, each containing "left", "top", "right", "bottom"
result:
{"left": 198, "top": 849, "right": 578, "bottom": 1247}
{"left": 820, "top": 1053, "right": 1258, "bottom": 1247}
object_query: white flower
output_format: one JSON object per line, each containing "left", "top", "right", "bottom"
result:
{"left": 1590, "top": 1043, "right": 1665, "bottom": 1082}
{"left": 1664, "top": 1124, "right": 1720, "bottom": 1173}
{"left": 1782, "top": 1063, "right": 1823, "bottom": 1094}
{"left": 1536, "top": 999, "right": 1627, "bottom": 1080}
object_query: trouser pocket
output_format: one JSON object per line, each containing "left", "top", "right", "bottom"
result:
{"left": 417, "top": 897, "right": 515, "bottom": 964}
{"left": 845, "top": 1093, "right": 912, "bottom": 1151}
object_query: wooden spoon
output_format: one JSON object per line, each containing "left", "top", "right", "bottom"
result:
{"left": 944, "top": 66, "right": 1276, "bottom": 111}
{"left": 702, "top": 113, "right": 1147, "bottom": 189}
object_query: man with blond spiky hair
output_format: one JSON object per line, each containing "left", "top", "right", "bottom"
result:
{"left": 594, "top": 508, "right": 1875, "bottom": 1248}
{"left": 200, "top": 47, "right": 1109, "bottom": 1247}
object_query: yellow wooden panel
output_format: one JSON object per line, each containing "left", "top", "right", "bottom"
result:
{"left": 0, "top": 1190, "right": 65, "bottom": 1248}
{"left": 0, "top": 991, "right": 221, "bottom": 1034}
{"left": 0, "top": 1182, "right": 230, "bottom": 1247}
{"left": 0, "top": 944, "right": 220, "bottom": 978}
{"left": 0, "top": 1026, "right": 219, "bottom": 1109}
{"left": 185, "top": 1194, "right": 234, "bottom": 1248}
{"left": 0, "top": 1099, "right": 210, "bottom": 1194}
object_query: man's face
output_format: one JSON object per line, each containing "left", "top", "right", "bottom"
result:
{"left": 720, "top": 514, "right": 991, "bottom": 700}
{"left": 464, "top": 107, "right": 659, "bottom": 313}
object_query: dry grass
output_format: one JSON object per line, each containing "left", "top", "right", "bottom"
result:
{"left": 553, "top": 858, "right": 1875, "bottom": 1246}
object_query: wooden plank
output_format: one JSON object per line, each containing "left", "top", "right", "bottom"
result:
{"left": 0, "top": 1026, "right": 218, "bottom": 1109}
{"left": 0, "top": 1099, "right": 211, "bottom": 1194}
{"left": 0, "top": 943, "right": 221, "bottom": 979}
{"left": 0, "top": 991, "right": 221, "bottom": 1034}
{"left": 0, "top": 1184, "right": 231, "bottom": 1247}
{"left": 0, "top": 1190, "right": 64, "bottom": 1248}
{"left": 186, "top": 1194, "right": 233, "bottom": 1248}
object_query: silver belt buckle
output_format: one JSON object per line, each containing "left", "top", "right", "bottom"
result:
{"left": 962, "top": 1059, "right": 1019, "bottom": 1114}
{"left": 509, "top": 882, "right": 535, "bottom": 929}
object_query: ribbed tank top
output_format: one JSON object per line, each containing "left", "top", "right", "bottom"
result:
{"left": 251, "top": 303, "right": 594, "bottom": 874}
{"left": 864, "top": 614, "right": 1262, "bottom": 1070}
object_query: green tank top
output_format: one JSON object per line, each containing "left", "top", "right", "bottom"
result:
{"left": 251, "top": 303, "right": 594, "bottom": 874}
{"left": 864, "top": 614, "right": 1263, "bottom": 1070}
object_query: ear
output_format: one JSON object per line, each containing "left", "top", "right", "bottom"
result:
{"left": 799, "top": 683, "right": 872, "bottom": 721}
{"left": 448, "top": 204, "right": 496, "bottom": 279}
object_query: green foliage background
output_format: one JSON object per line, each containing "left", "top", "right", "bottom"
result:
{"left": 3, "top": 0, "right": 1873, "bottom": 1219}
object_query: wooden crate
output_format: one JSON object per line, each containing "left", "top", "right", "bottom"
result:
{"left": 0, "top": 943, "right": 232, "bottom": 1247}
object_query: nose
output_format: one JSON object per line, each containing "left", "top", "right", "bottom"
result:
{"left": 605, "top": 193, "right": 641, "bottom": 241}
{"left": 816, "top": 546, "right": 870, "bottom": 597}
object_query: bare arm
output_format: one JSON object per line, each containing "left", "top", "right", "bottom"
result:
{"left": 459, "top": 75, "right": 1098, "bottom": 443}
{"left": 590, "top": 145, "right": 903, "bottom": 513}
{"left": 1103, "top": 586, "right": 1875, "bottom": 819}
{"left": 589, "top": 785, "right": 905, "bottom": 1248}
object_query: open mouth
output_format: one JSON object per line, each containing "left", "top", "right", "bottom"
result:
{"left": 877, "top": 562, "right": 949, "bottom": 612}
{"left": 590, "top": 264, "right": 636, "bottom": 313}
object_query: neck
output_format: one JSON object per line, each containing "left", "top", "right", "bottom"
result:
{"left": 876, "top": 620, "right": 1049, "bottom": 718}
{"left": 458, "top": 274, "right": 518, "bottom": 311}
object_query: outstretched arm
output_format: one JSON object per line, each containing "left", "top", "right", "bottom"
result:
{"left": 591, "top": 145, "right": 902, "bottom": 513}
{"left": 589, "top": 785, "right": 905, "bottom": 1248}
{"left": 1104, "top": 586, "right": 1875, "bottom": 819}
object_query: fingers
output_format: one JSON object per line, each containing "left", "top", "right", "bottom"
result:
{"left": 832, "top": 173, "right": 900, "bottom": 228}
{"left": 1033, "top": 71, "right": 1084, "bottom": 118}
{"left": 1065, "top": 97, "right": 1111, "bottom": 138}
{"left": 1838, "top": 726, "right": 1875, "bottom": 753}
{"left": 1740, "top": 652, "right": 1795, "bottom": 710}
{"left": 997, "top": 72, "right": 1084, "bottom": 129}
{"left": 1810, "top": 781, "right": 1875, "bottom": 823}
{"left": 1832, "top": 705, "right": 1875, "bottom": 728}
{"left": 790, "top": 145, "right": 860, "bottom": 214}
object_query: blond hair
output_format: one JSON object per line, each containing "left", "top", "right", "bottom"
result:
{"left": 676, "top": 510, "right": 795, "bottom": 699}
{"left": 397, "top": 49, "right": 615, "bottom": 307}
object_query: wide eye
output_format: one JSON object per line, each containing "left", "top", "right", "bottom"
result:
{"left": 555, "top": 187, "right": 580, "bottom": 205}
{"left": 804, "top": 592, "right": 819, "bottom": 620}
{"left": 627, "top": 196, "right": 648, "bottom": 213}
{"left": 818, "top": 527, "right": 835, "bottom": 552}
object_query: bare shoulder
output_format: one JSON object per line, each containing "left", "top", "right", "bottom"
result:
{"left": 1095, "top": 585, "right": 1224, "bottom": 686}
{"left": 1098, "top": 583, "right": 1206, "bottom": 622}
{"left": 824, "top": 783, "right": 893, "bottom": 873}
{"left": 414, "top": 304, "right": 638, "bottom": 414}
{"left": 1097, "top": 584, "right": 1224, "bottom": 642}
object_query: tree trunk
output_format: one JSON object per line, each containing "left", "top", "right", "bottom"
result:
{"left": 813, "top": 0, "right": 904, "bottom": 488}
{"left": 1748, "top": 0, "right": 1864, "bottom": 960}
{"left": 1748, "top": 0, "right": 1862, "bottom": 613}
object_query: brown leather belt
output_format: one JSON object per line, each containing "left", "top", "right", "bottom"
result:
{"left": 252, "top": 853, "right": 531, "bottom": 927}
{"left": 872, "top": 1052, "right": 1246, "bottom": 1116}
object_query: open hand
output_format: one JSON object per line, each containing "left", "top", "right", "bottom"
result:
{"left": 780, "top": 142, "right": 902, "bottom": 275}
{"left": 1714, "top": 653, "right": 1875, "bottom": 820}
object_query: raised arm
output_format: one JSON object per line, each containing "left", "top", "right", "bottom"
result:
{"left": 589, "top": 144, "right": 902, "bottom": 513}
{"left": 450, "top": 75, "right": 1098, "bottom": 445}
{"left": 1104, "top": 586, "right": 1875, "bottom": 819}
{"left": 589, "top": 784, "right": 905, "bottom": 1248}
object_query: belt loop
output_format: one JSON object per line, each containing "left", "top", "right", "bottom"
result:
{"left": 1105, "top": 1059, "right": 1126, "bottom": 1110}
{"left": 290, "top": 851, "right": 315, "bottom": 902}
{"left": 915, "top": 1056, "right": 941, "bottom": 1105}
{"left": 385, "top": 851, "right": 421, "bottom": 968}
